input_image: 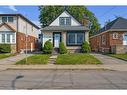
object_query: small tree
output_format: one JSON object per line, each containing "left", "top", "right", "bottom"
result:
{"left": 59, "top": 42, "right": 67, "bottom": 54}
{"left": 81, "top": 41, "right": 91, "bottom": 53}
{"left": 43, "top": 40, "right": 53, "bottom": 54}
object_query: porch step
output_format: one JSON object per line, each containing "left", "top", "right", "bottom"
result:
{"left": 52, "top": 48, "right": 59, "bottom": 55}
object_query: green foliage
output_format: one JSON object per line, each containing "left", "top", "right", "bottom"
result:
{"left": 59, "top": 42, "right": 67, "bottom": 54}
{"left": 16, "top": 54, "right": 50, "bottom": 65}
{"left": 43, "top": 40, "right": 53, "bottom": 54}
{"left": 81, "top": 41, "right": 91, "bottom": 53}
{"left": 0, "top": 44, "right": 11, "bottom": 53}
{"left": 39, "top": 6, "right": 100, "bottom": 35}
{"left": 56, "top": 54, "right": 102, "bottom": 65}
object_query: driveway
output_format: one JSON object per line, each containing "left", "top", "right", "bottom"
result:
{"left": 0, "top": 69, "right": 127, "bottom": 89}
{"left": 0, "top": 54, "right": 32, "bottom": 65}
{"left": 91, "top": 53, "right": 127, "bottom": 65}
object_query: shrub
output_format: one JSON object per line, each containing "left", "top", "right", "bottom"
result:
{"left": 59, "top": 42, "right": 67, "bottom": 54}
{"left": 81, "top": 41, "right": 91, "bottom": 53}
{"left": 0, "top": 44, "right": 11, "bottom": 53}
{"left": 43, "top": 40, "right": 53, "bottom": 54}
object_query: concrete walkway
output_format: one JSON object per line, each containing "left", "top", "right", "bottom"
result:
{"left": 0, "top": 54, "right": 32, "bottom": 65}
{"left": 91, "top": 53, "right": 127, "bottom": 65}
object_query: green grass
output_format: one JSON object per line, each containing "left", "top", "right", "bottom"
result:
{"left": 16, "top": 54, "right": 51, "bottom": 65}
{"left": 109, "top": 54, "right": 127, "bottom": 61}
{"left": 0, "top": 54, "right": 15, "bottom": 59}
{"left": 56, "top": 53, "right": 102, "bottom": 65}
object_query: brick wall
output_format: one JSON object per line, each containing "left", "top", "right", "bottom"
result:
{"left": 90, "top": 31, "right": 125, "bottom": 53}
{"left": 16, "top": 32, "right": 38, "bottom": 53}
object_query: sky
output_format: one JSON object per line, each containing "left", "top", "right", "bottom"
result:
{"left": 1, "top": 6, "right": 127, "bottom": 27}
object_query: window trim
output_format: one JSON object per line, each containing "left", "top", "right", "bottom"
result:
{"left": 101, "top": 35, "right": 106, "bottom": 45}
{"left": 59, "top": 17, "right": 71, "bottom": 26}
{"left": 0, "top": 32, "right": 16, "bottom": 44}
{"left": 66, "top": 31, "right": 85, "bottom": 46}
{"left": 112, "top": 32, "right": 119, "bottom": 39}
{"left": 2, "top": 16, "right": 14, "bottom": 23}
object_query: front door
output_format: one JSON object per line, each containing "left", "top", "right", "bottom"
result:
{"left": 54, "top": 33, "right": 61, "bottom": 48}
{"left": 123, "top": 33, "right": 127, "bottom": 45}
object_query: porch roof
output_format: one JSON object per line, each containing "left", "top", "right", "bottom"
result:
{"left": 41, "top": 26, "right": 89, "bottom": 31}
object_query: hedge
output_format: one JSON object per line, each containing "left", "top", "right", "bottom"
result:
{"left": 0, "top": 44, "right": 11, "bottom": 53}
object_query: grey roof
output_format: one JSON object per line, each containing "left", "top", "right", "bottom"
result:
{"left": 41, "top": 26, "right": 89, "bottom": 31}
{"left": 93, "top": 17, "right": 127, "bottom": 35}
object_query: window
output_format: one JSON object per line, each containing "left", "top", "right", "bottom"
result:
{"left": 2, "top": 16, "right": 14, "bottom": 23}
{"left": 2, "top": 17, "right": 7, "bottom": 23}
{"left": 7, "top": 34, "right": 11, "bottom": 43}
{"left": 67, "top": 32, "right": 84, "bottom": 45}
{"left": 2, "top": 34, "right": 5, "bottom": 43}
{"left": 102, "top": 35, "right": 106, "bottom": 45}
{"left": 12, "top": 34, "right": 15, "bottom": 43}
{"left": 113, "top": 32, "right": 118, "bottom": 39}
{"left": 59, "top": 17, "right": 71, "bottom": 26}
{"left": 8, "top": 17, "right": 13, "bottom": 22}
{"left": 0, "top": 33, "right": 15, "bottom": 44}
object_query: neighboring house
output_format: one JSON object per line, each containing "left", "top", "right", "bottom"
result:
{"left": 90, "top": 17, "right": 127, "bottom": 54}
{"left": 41, "top": 10, "right": 89, "bottom": 53}
{"left": 0, "top": 14, "right": 40, "bottom": 53}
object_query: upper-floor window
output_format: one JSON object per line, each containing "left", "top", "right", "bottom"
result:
{"left": 59, "top": 17, "right": 71, "bottom": 26}
{"left": 2, "top": 16, "right": 14, "bottom": 23}
{"left": 102, "top": 35, "right": 106, "bottom": 45}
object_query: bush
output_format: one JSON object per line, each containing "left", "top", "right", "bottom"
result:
{"left": 81, "top": 41, "right": 91, "bottom": 53}
{"left": 59, "top": 42, "right": 67, "bottom": 54}
{"left": 43, "top": 40, "right": 53, "bottom": 54}
{"left": 0, "top": 44, "right": 11, "bottom": 53}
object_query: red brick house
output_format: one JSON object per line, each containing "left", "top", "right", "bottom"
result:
{"left": 0, "top": 14, "right": 40, "bottom": 53}
{"left": 90, "top": 17, "right": 127, "bottom": 54}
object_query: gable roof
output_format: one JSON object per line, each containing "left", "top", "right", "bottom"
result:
{"left": 0, "top": 14, "right": 40, "bottom": 29}
{"left": 48, "top": 10, "right": 82, "bottom": 26}
{"left": 93, "top": 17, "right": 127, "bottom": 36}
{"left": 0, "top": 23, "right": 16, "bottom": 32}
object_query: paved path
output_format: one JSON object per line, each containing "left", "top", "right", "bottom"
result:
{"left": 0, "top": 54, "right": 32, "bottom": 65}
{"left": 0, "top": 69, "right": 127, "bottom": 89}
{"left": 48, "top": 55, "right": 58, "bottom": 64}
{"left": 91, "top": 53, "right": 127, "bottom": 65}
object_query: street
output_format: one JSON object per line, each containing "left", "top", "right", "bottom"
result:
{"left": 0, "top": 69, "right": 127, "bottom": 89}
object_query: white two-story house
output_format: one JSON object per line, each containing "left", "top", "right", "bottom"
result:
{"left": 41, "top": 10, "right": 89, "bottom": 53}
{"left": 0, "top": 14, "right": 40, "bottom": 53}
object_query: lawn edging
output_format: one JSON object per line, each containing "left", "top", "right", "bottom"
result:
{"left": 108, "top": 54, "right": 127, "bottom": 61}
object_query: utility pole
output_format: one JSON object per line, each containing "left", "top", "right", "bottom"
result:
{"left": 25, "top": 14, "right": 28, "bottom": 63}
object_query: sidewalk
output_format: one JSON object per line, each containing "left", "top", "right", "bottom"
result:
{"left": 1, "top": 53, "right": 127, "bottom": 72}
{"left": 0, "top": 54, "right": 32, "bottom": 65}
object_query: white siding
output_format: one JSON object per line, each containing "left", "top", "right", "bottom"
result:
{"left": 42, "top": 32, "right": 53, "bottom": 46}
{"left": 49, "top": 11, "right": 81, "bottom": 26}
{"left": 0, "top": 16, "right": 17, "bottom": 30}
{"left": 18, "top": 16, "right": 40, "bottom": 38}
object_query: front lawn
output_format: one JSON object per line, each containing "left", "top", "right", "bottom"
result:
{"left": 56, "top": 53, "right": 102, "bottom": 65}
{"left": 0, "top": 54, "right": 15, "bottom": 59}
{"left": 108, "top": 54, "right": 127, "bottom": 61}
{"left": 16, "top": 54, "right": 50, "bottom": 65}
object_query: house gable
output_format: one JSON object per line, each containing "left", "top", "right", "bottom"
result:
{"left": 49, "top": 11, "right": 81, "bottom": 26}
{"left": 0, "top": 23, "right": 16, "bottom": 32}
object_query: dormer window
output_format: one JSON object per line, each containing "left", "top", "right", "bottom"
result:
{"left": 2, "top": 16, "right": 14, "bottom": 23}
{"left": 59, "top": 17, "right": 71, "bottom": 26}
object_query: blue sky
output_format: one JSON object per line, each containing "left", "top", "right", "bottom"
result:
{"left": 1, "top": 6, "right": 127, "bottom": 27}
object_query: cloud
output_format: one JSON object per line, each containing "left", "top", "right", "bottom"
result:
{"left": 8, "top": 6, "right": 17, "bottom": 12}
